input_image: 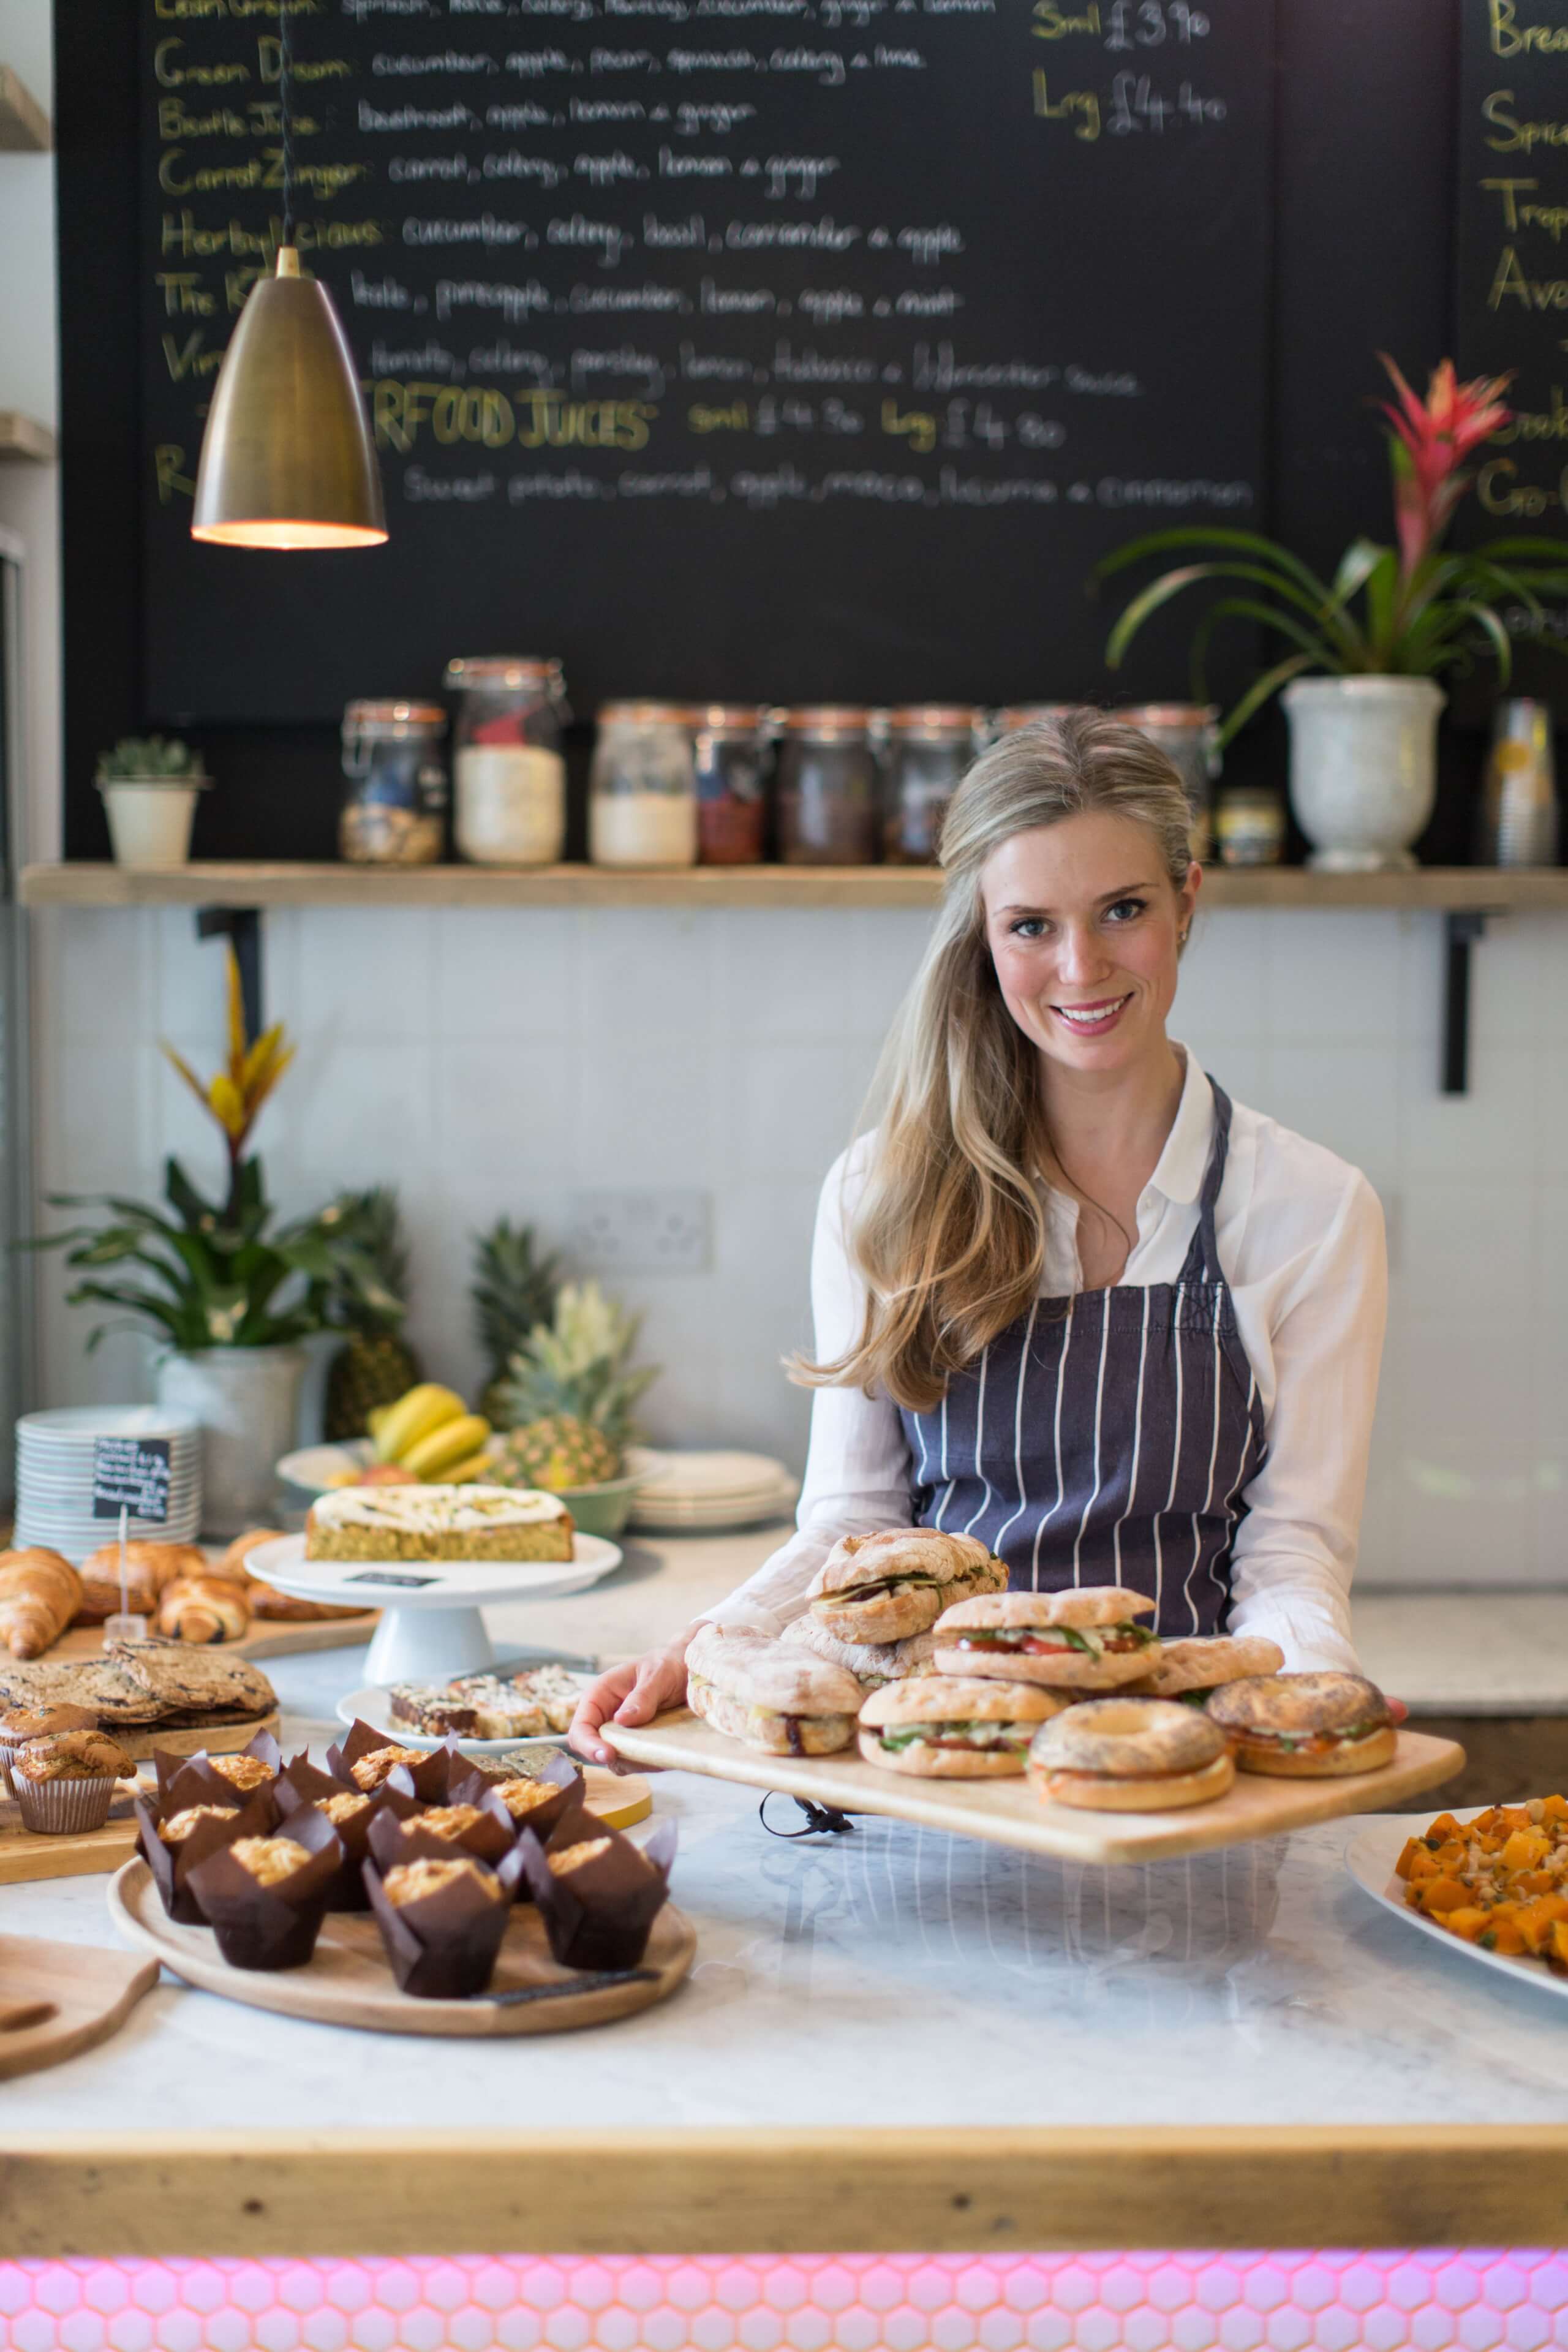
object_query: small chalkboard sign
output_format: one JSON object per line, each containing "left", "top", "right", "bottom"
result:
{"left": 344, "top": 1570, "right": 440, "bottom": 1589}
{"left": 92, "top": 1436, "right": 172, "bottom": 1524}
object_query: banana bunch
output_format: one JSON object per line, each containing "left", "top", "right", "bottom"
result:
{"left": 369, "top": 1384, "right": 492, "bottom": 1482}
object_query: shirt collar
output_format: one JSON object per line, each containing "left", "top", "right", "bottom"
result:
{"left": 1147, "top": 1044, "right": 1213, "bottom": 1207}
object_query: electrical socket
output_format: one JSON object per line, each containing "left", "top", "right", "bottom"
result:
{"left": 570, "top": 1188, "right": 711, "bottom": 1275}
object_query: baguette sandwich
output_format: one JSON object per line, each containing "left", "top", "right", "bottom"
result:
{"left": 685, "top": 1624, "right": 862, "bottom": 1757}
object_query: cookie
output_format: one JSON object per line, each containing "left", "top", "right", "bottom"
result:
{"left": 107, "top": 1639, "right": 275, "bottom": 1719}
{"left": 0, "top": 1657, "right": 166, "bottom": 1723}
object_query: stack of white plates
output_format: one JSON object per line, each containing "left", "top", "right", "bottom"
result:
{"left": 13, "top": 1406, "right": 204, "bottom": 1561}
{"left": 625, "top": 1447, "right": 798, "bottom": 1533}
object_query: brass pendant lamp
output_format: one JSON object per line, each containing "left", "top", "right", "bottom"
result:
{"left": 190, "top": 10, "right": 386, "bottom": 550}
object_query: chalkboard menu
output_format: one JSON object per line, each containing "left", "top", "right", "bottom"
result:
{"left": 138, "top": 0, "right": 1273, "bottom": 723}
{"left": 1456, "top": 1, "right": 1568, "bottom": 577}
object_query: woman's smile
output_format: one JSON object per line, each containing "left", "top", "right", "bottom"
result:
{"left": 1049, "top": 992, "right": 1134, "bottom": 1037}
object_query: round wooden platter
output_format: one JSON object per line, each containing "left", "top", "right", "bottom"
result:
{"left": 49, "top": 1615, "right": 379, "bottom": 1666}
{"left": 109, "top": 1860, "right": 695, "bottom": 2038}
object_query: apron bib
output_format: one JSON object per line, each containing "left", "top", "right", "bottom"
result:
{"left": 898, "top": 1082, "right": 1267, "bottom": 1637}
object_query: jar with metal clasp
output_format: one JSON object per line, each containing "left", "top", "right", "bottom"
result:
{"left": 883, "top": 706, "right": 986, "bottom": 864}
{"left": 445, "top": 656, "right": 570, "bottom": 867}
{"left": 339, "top": 701, "right": 448, "bottom": 865}
{"left": 589, "top": 703, "right": 700, "bottom": 867}
{"left": 693, "top": 705, "right": 772, "bottom": 865}
{"left": 1117, "top": 703, "right": 1221, "bottom": 859}
{"left": 774, "top": 707, "right": 885, "bottom": 865}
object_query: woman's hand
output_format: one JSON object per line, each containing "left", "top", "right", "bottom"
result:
{"left": 569, "top": 1637, "right": 692, "bottom": 1769}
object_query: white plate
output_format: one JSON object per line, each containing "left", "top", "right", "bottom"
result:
{"left": 1345, "top": 1806, "right": 1568, "bottom": 2003}
{"left": 628, "top": 1482, "right": 797, "bottom": 1533}
{"left": 242, "top": 1531, "right": 624, "bottom": 1610}
{"left": 276, "top": 1441, "right": 370, "bottom": 1494}
{"left": 336, "top": 1678, "right": 587, "bottom": 1754}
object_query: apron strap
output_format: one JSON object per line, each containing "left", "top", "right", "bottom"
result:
{"left": 1183, "top": 1077, "right": 1234, "bottom": 1286}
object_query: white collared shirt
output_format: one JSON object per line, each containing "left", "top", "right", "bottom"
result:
{"left": 704, "top": 1049, "right": 1386, "bottom": 1674}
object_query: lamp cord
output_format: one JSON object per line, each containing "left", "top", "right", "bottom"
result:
{"left": 279, "top": 0, "right": 295, "bottom": 250}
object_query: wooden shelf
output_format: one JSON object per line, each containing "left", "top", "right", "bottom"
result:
{"left": 0, "top": 412, "right": 55, "bottom": 464}
{"left": 0, "top": 64, "right": 50, "bottom": 152}
{"left": 18, "top": 861, "right": 1568, "bottom": 912}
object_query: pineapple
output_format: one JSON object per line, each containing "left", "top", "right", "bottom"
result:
{"left": 321, "top": 1187, "right": 423, "bottom": 1442}
{"left": 488, "top": 1414, "right": 620, "bottom": 1493}
{"left": 472, "top": 1218, "right": 562, "bottom": 1427}
{"left": 490, "top": 1281, "right": 659, "bottom": 1487}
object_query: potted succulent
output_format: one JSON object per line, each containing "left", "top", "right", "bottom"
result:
{"left": 32, "top": 951, "right": 389, "bottom": 1532}
{"left": 485, "top": 1281, "right": 659, "bottom": 1538}
{"left": 1097, "top": 358, "right": 1568, "bottom": 869}
{"left": 95, "top": 734, "right": 211, "bottom": 869}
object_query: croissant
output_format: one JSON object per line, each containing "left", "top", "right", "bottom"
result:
{"left": 0, "top": 1548, "right": 85, "bottom": 1660}
{"left": 221, "top": 1526, "right": 362, "bottom": 1621}
{"left": 75, "top": 1540, "right": 208, "bottom": 1624}
{"left": 155, "top": 1575, "right": 251, "bottom": 1646}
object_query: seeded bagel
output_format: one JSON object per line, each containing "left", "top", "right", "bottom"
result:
{"left": 1027, "top": 1696, "right": 1234, "bottom": 1813}
{"left": 1206, "top": 1671, "right": 1395, "bottom": 1778}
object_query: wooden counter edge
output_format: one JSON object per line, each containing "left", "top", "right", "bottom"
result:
{"left": 5, "top": 2127, "right": 1568, "bottom": 2255}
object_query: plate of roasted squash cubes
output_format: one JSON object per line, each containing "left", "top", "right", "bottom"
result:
{"left": 1347, "top": 1796, "right": 1568, "bottom": 1996}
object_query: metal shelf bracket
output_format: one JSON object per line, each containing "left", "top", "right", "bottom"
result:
{"left": 194, "top": 906, "right": 263, "bottom": 1044}
{"left": 1442, "top": 910, "right": 1487, "bottom": 1096}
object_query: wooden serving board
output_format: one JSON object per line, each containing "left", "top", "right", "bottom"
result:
{"left": 579, "top": 1769, "right": 652, "bottom": 1831}
{"left": 49, "top": 1614, "right": 379, "bottom": 1665}
{"left": 605, "top": 1711, "right": 1466, "bottom": 1868}
{"left": 0, "top": 1934, "right": 159, "bottom": 2081}
{"left": 0, "top": 1803, "right": 140, "bottom": 1886}
{"left": 116, "top": 1708, "right": 281, "bottom": 1765}
{"left": 110, "top": 1860, "right": 695, "bottom": 2038}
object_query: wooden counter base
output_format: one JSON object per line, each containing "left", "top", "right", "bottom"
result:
{"left": 6, "top": 2126, "right": 1568, "bottom": 2256}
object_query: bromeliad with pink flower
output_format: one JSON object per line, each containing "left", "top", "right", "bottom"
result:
{"left": 1096, "top": 355, "right": 1568, "bottom": 744}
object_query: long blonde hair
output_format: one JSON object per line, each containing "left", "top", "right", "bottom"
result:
{"left": 797, "top": 709, "right": 1195, "bottom": 1412}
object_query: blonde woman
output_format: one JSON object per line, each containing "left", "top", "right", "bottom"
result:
{"left": 570, "top": 711, "right": 1387, "bottom": 1765}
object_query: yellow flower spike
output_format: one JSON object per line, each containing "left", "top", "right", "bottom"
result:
{"left": 162, "top": 1041, "right": 209, "bottom": 1112}
{"left": 208, "top": 1074, "right": 247, "bottom": 1136}
{"left": 241, "top": 1022, "right": 286, "bottom": 1100}
{"left": 225, "top": 944, "right": 247, "bottom": 1080}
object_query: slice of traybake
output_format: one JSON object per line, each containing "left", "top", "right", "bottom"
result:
{"left": 304, "top": 1485, "right": 576, "bottom": 1564}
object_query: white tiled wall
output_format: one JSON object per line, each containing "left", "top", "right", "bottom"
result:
{"left": 24, "top": 900, "right": 1568, "bottom": 1589}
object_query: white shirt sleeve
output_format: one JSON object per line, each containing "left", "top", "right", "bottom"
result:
{"left": 1224, "top": 1167, "right": 1387, "bottom": 1675}
{"left": 699, "top": 1143, "right": 914, "bottom": 1637}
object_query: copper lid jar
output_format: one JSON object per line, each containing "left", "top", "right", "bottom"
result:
{"left": 1117, "top": 703, "right": 1221, "bottom": 860}
{"left": 443, "top": 657, "right": 568, "bottom": 868}
{"left": 589, "top": 701, "right": 700, "bottom": 868}
{"left": 339, "top": 700, "right": 448, "bottom": 866}
{"left": 883, "top": 705, "right": 985, "bottom": 865}
{"left": 692, "top": 705, "right": 771, "bottom": 866}
{"left": 773, "top": 706, "right": 884, "bottom": 866}
{"left": 992, "top": 703, "right": 1087, "bottom": 734}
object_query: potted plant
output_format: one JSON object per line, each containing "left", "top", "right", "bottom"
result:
{"left": 95, "top": 734, "right": 211, "bottom": 870}
{"left": 1096, "top": 358, "right": 1568, "bottom": 869}
{"left": 32, "top": 950, "right": 386, "bottom": 1532}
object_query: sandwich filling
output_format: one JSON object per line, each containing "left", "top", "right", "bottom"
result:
{"left": 1235, "top": 1720, "right": 1386, "bottom": 1756}
{"left": 951, "top": 1623, "right": 1157, "bottom": 1658}
{"left": 876, "top": 1720, "right": 1035, "bottom": 1756}
{"left": 818, "top": 1571, "right": 944, "bottom": 1605}
{"left": 688, "top": 1671, "right": 843, "bottom": 1756}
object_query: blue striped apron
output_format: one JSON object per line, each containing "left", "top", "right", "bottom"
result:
{"left": 898, "top": 1082, "right": 1267, "bottom": 1637}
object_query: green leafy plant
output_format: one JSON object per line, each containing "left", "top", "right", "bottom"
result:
{"left": 29, "top": 946, "right": 385, "bottom": 1353}
{"left": 95, "top": 734, "right": 208, "bottom": 782}
{"left": 1096, "top": 357, "right": 1568, "bottom": 744}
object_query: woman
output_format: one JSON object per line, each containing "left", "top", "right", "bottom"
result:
{"left": 570, "top": 712, "right": 1387, "bottom": 1766}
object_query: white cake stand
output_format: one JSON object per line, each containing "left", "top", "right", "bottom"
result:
{"left": 245, "top": 1533, "right": 623, "bottom": 1683}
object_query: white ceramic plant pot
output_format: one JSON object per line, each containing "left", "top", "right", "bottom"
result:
{"left": 99, "top": 777, "right": 209, "bottom": 869}
{"left": 1283, "top": 676, "right": 1444, "bottom": 871}
{"left": 156, "top": 1345, "right": 307, "bottom": 1537}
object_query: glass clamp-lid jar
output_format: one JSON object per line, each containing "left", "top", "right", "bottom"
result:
{"left": 1118, "top": 704, "right": 1221, "bottom": 861}
{"left": 340, "top": 701, "right": 448, "bottom": 865}
{"left": 445, "top": 656, "right": 569, "bottom": 867}
{"left": 774, "top": 707, "right": 885, "bottom": 865}
{"left": 589, "top": 703, "right": 700, "bottom": 867}
{"left": 693, "top": 705, "right": 771, "bottom": 865}
{"left": 992, "top": 704, "right": 1087, "bottom": 735}
{"left": 884, "top": 706, "right": 985, "bottom": 864}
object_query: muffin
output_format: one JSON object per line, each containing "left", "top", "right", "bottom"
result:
{"left": 0, "top": 1703, "right": 98, "bottom": 1795}
{"left": 158, "top": 1802, "right": 236, "bottom": 1845}
{"left": 364, "top": 1845, "right": 524, "bottom": 1998}
{"left": 135, "top": 1790, "right": 271, "bottom": 1924}
{"left": 349, "top": 1743, "right": 426, "bottom": 1793}
{"left": 517, "top": 1815, "right": 677, "bottom": 1971}
{"left": 186, "top": 1804, "right": 343, "bottom": 1969}
{"left": 208, "top": 1753, "right": 276, "bottom": 1796}
{"left": 12, "top": 1728, "right": 133, "bottom": 1835}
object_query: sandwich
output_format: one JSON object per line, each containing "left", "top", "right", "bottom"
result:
{"left": 858, "top": 1675, "right": 1067, "bottom": 1778}
{"left": 805, "top": 1529, "right": 1006, "bottom": 1645}
{"left": 781, "top": 1616, "right": 942, "bottom": 1688}
{"left": 1027, "top": 1697, "right": 1235, "bottom": 1813}
{"left": 1206, "top": 1672, "right": 1396, "bottom": 1777}
{"left": 1131, "top": 1634, "right": 1284, "bottom": 1706}
{"left": 933, "top": 1588, "right": 1159, "bottom": 1689}
{"left": 684, "top": 1624, "right": 862, "bottom": 1757}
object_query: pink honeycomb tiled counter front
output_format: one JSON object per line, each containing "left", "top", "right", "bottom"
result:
{"left": 2, "top": 2253, "right": 1566, "bottom": 2352}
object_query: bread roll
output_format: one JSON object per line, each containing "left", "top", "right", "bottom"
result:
{"left": 155, "top": 1576, "right": 251, "bottom": 1646}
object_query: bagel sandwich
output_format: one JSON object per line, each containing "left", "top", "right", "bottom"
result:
{"left": 806, "top": 1529, "right": 1006, "bottom": 1646}
{"left": 1027, "top": 1697, "right": 1234, "bottom": 1812}
{"left": 1206, "top": 1672, "right": 1395, "bottom": 1777}
{"left": 934, "top": 1588, "right": 1159, "bottom": 1689}
{"left": 858, "top": 1675, "right": 1068, "bottom": 1778}
{"left": 1131, "top": 1634, "right": 1284, "bottom": 1705}
{"left": 684, "top": 1624, "right": 862, "bottom": 1757}
{"left": 782, "top": 1616, "right": 941, "bottom": 1687}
